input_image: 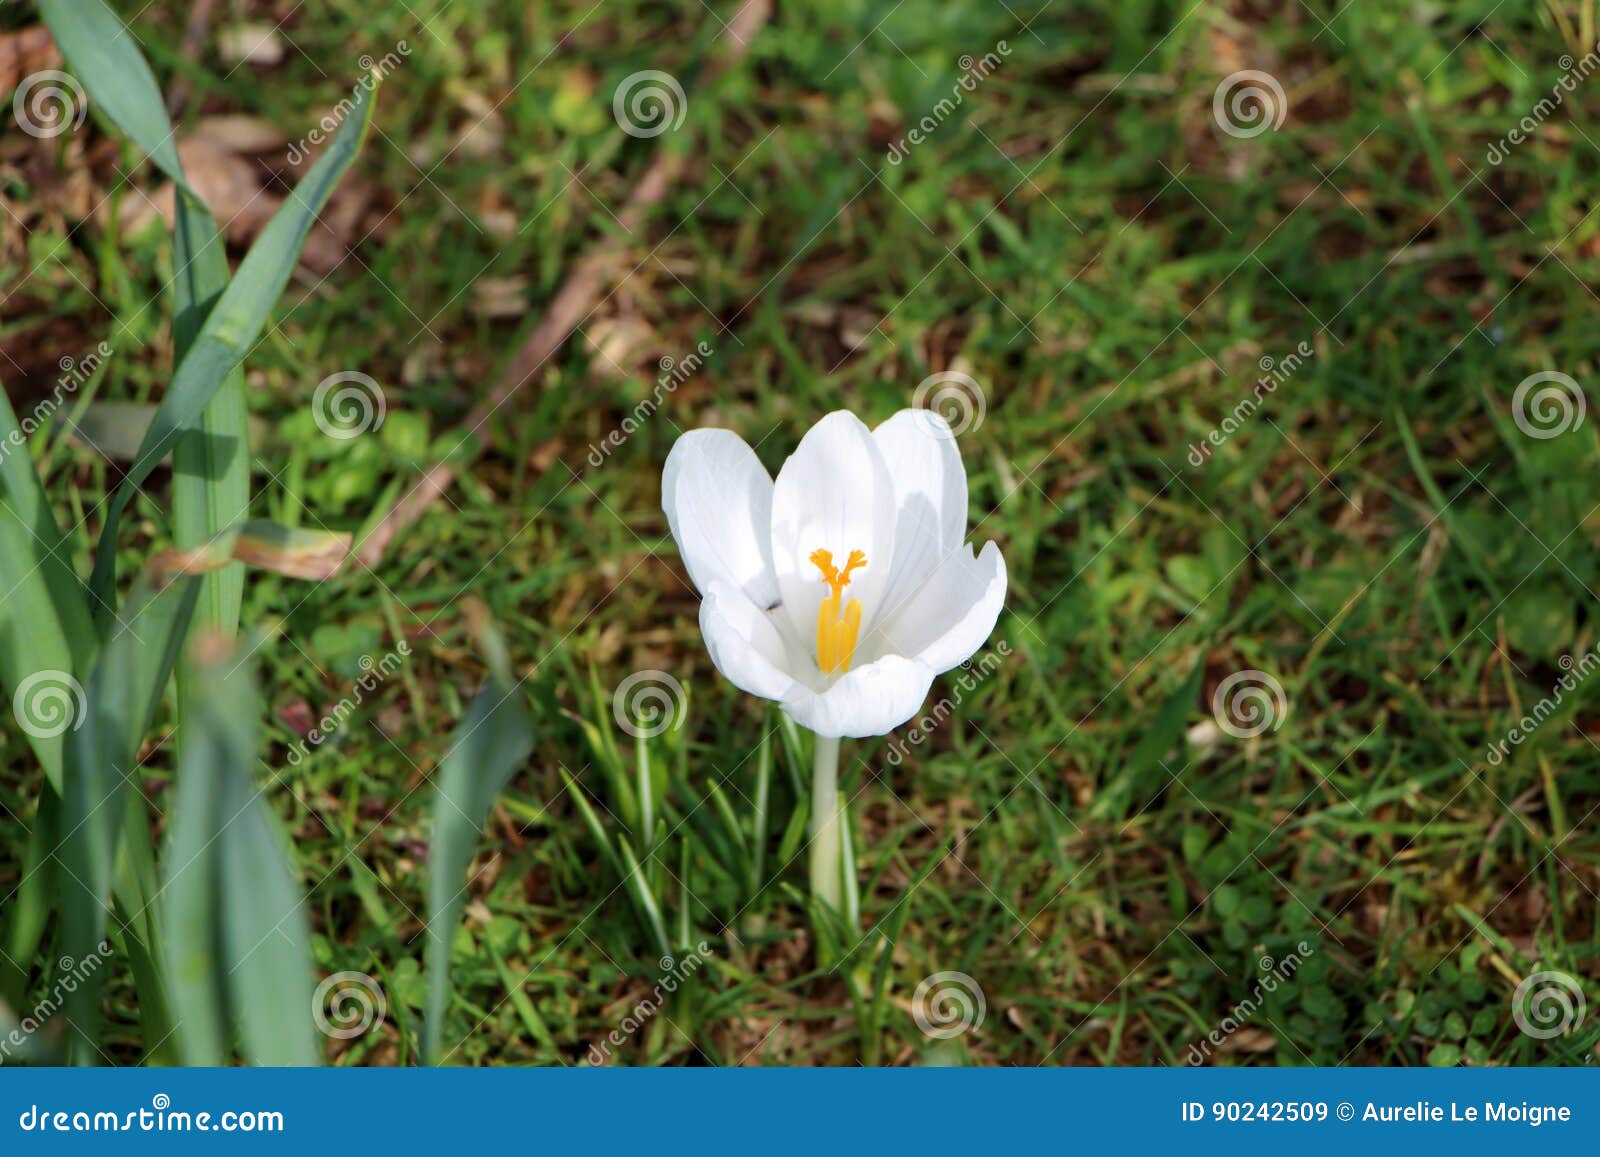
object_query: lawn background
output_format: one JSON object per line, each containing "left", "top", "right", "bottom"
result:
{"left": 3, "top": 0, "right": 1600, "bottom": 1065}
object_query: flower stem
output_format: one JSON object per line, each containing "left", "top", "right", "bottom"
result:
{"left": 809, "top": 733, "right": 843, "bottom": 913}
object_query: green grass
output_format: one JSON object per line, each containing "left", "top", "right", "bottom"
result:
{"left": 4, "top": 0, "right": 1600, "bottom": 1065}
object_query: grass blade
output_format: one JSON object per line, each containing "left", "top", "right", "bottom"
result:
{"left": 423, "top": 617, "right": 533, "bottom": 1065}
{"left": 1091, "top": 658, "right": 1204, "bottom": 821}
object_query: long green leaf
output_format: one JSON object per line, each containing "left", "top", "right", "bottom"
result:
{"left": 35, "top": 0, "right": 186, "bottom": 185}
{"left": 60, "top": 575, "right": 201, "bottom": 1062}
{"left": 0, "top": 391, "right": 96, "bottom": 788}
{"left": 40, "top": 0, "right": 254, "bottom": 633}
{"left": 188, "top": 637, "right": 319, "bottom": 1066}
{"left": 0, "top": 793, "right": 59, "bottom": 1011}
{"left": 172, "top": 199, "right": 250, "bottom": 634}
{"left": 87, "top": 80, "right": 377, "bottom": 619}
{"left": 217, "top": 768, "right": 318, "bottom": 1064}
{"left": 424, "top": 624, "right": 534, "bottom": 1065}
{"left": 114, "top": 791, "right": 176, "bottom": 1063}
{"left": 170, "top": 133, "right": 250, "bottom": 635}
{"left": 160, "top": 638, "right": 237, "bottom": 1065}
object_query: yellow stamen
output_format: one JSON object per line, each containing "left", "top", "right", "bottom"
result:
{"left": 809, "top": 549, "right": 867, "bottom": 673}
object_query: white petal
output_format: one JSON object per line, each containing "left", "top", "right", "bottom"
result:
{"left": 663, "top": 429, "right": 779, "bottom": 607}
{"left": 871, "top": 409, "right": 968, "bottom": 617}
{"left": 769, "top": 411, "right": 897, "bottom": 649}
{"left": 867, "top": 541, "right": 1006, "bottom": 674}
{"left": 781, "top": 654, "right": 935, "bottom": 738}
{"left": 699, "top": 583, "right": 801, "bottom": 703}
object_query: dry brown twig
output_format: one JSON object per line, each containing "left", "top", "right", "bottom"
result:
{"left": 355, "top": 0, "right": 772, "bottom": 568}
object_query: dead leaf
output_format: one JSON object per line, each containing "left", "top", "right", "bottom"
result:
{"left": 192, "top": 114, "right": 288, "bottom": 154}
{"left": 0, "top": 25, "right": 61, "bottom": 98}
{"left": 276, "top": 699, "right": 314, "bottom": 737}
{"left": 471, "top": 167, "right": 521, "bottom": 238}
{"left": 528, "top": 437, "right": 565, "bottom": 473}
{"left": 472, "top": 276, "right": 530, "bottom": 319}
{"left": 1207, "top": 27, "right": 1246, "bottom": 78}
{"left": 118, "top": 135, "right": 279, "bottom": 241}
{"left": 450, "top": 113, "right": 504, "bottom": 159}
{"left": 584, "top": 315, "right": 655, "bottom": 377}
{"left": 112, "top": 122, "right": 377, "bottom": 276}
{"left": 1217, "top": 1026, "right": 1278, "bottom": 1053}
{"left": 217, "top": 23, "right": 285, "bottom": 67}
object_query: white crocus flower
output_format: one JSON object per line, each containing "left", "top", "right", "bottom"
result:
{"left": 663, "top": 409, "right": 1007, "bottom": 738}
{"left": 662, "top": 408, "right": 1006, "bottom": 919}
